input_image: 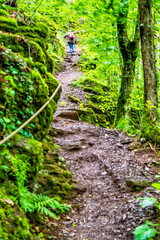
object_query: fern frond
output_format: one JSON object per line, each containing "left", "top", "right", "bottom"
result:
{"left": 20, "top": 189, "right": 71, "bottom": 219}
{"left": 39, "top": 207, "right": 58, "bottom": 220}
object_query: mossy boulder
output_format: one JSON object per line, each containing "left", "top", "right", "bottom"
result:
{"left": 0, "top": 47, "right": 60, "bottom": 140}
{"left": 0, "top": 16, "right": 17, "bottom": 33}
{"left": 18, "top": 22, "right": 49, "bottom": 39}
{"left": 0, "top": 9, "right": 9, "bottom": 16}
{"left": 32, "top": 151, "right": 73, "bottom": 198}
{"left": 0, "top": 199, "right": 33, "bottom": 240}
{"left": 0, "top": 135, "right": 44, "bottom": 182}
{"left": 72, "top": 75, "right": 115, "bottom": 126}
{"left": 0, "top": 7, "right": 72, "bottom": 239}
{"left": 68, "top": 94, "right": 80, "bottom": 103}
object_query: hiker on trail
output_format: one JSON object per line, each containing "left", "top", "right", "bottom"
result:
{"left": 64, "top": 30, "right": 76, "bottom": 56}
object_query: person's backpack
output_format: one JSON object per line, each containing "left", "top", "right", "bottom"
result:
{"left": 69, "top": 34, "right": 75, "bottom": 40}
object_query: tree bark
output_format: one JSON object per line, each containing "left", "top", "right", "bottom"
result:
{"left": 139, "top": 0, "right": 158, "bottom": 128}
{"left": 114, "top": 0, "right": 140, "bottom": 126}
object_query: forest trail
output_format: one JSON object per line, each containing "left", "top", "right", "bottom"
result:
{"left": 51, "top": 48, "right": 159, "bottom": 240}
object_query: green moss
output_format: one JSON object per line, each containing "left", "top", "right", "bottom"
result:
{"left": 0, "top": 33, "right": 28, "bottom": 56}
{"left": 45, "top": 52, "right": 55, "bottom": 73}
{"left": 34, "top": 38, "right": 48, "bottom": 50}
{"left": 17, "top": 20, "right": 28, "bottom": 26}
{"left": 28, "top": 40, "right": 45, "bottom": 64}
{"left": 0, "top": 208, "right": 5, "bottom": 220}
{"left": 36, "top": 22, "right": 49, "bottom": 38}
{"left": 13, "top": 135, "right": 44, "bottom": 176}
{"left": 0, "top": 9, "right": 9, "bottom": 16}
{"left": 18, "top": 22, "right": 49, "bottom": 39}
{"left": 0, "top": 16, "right": 17, "bottom": 27}
{"left": 73, "top": 76, "right": 108, "bottom": 94}
{"left": 31, "top": 70, "right": 49, "bottom": 102}
{"left": 68, "top": 94, "right": 80, "bottom": 103}
{"left": 18, "top": 25, "right": 39, "bottom": 38}
{"left": 63, "top": 171, "right": 72, "bottom": 178}
{"left": 0, "top": 201, "right": 33, "bottom": 240}
{"left": 0, "top": 33, "right": 47, "bottom": 64}
{"left": 0, "top": 12, "right": 71, "bottom": 239}
{"left": 0, "top": 23, "right": 17, "bottom": 33}
{"left": 62, "top": 182, "right": 72, "bottom": 191}
{"left": 35, "top": 62, "right": 47, "bottom": 76}
{"left": 45, "top": 72, "right": 60, "bottom": 97}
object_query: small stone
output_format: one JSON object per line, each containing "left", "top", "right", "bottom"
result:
{"left": 101, "top": 172, "right": 107, "bottom": 176}
{"left": 140, "top": 138, "right": 146, "bottom": 143}
{"left": 126, "top": 178, "right": 152, "bottom": 189}
{"left": 117, "top": 143, "right": 123, "bottom": 148}
{"left": 126, "top": 228, "right": 131, "bottom": 231}
{"left": 62, "top": 221, "right": 73, "bottom": 225}
{"left": 145, "top": 167, "right": 150, "bottom": 171}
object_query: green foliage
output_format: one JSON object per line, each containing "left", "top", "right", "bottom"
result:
{"left": 0, "top": 143, "right": 71, "bottom": 223}
{"left": 0, "top": 9, "right": 9, "bottom": 16}
{"left": 133, "top": 223, "right": 157, "bottom": 240}
{"left": 72, "top": 74, "right": 116, "bottom": 126}
{"left": 0, "top": 16, "right": 17, "bottom": 27}
{"left": 0, "top": 2, "right": 70, "bottom": 238}
{"left": 20, "top": 189, "right": 71, "bottom": 220}
{"left": 133, "top": 182, "right": 160, "bottom": 239}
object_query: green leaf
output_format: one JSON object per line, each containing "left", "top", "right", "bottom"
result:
{"left": 140, "top": 197, "right": 157, "bottom": 208}
{"left": 3, "top": 117, "right": 11, "bottom": 123}
{"left": 152, "top": 182, "right": 160, "bottom": 190}
{"left": 17, "top": 120, "right": 22, "bottom": 125}
{"left": 12, "top": 68, "right": 19, "bottom": 74}
{"left": 1, "top": 165, "right": 8, "bottom": 171}
{"left": 133, "top": 224, "right": 157, "bottom": 240}
{"left": 145, "top": 220, "right": 160, "bottom": 227}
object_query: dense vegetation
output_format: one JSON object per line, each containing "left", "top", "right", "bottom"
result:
{"left": 0, "top": 0, "right": 160, "bottom": 239}
{"left": 0, "top": 1, "right": 73, "bottom": 239}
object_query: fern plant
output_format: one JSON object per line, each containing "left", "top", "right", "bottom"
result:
{"left": 20, "top": 187, "right": 71, "bottom": 220}
{"left": 10, "top": 153, "right": 71, "bottom": 220}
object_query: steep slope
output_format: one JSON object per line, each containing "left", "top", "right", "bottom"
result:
{"left": 0, "top": 4, "right": 72, "bottom": 240}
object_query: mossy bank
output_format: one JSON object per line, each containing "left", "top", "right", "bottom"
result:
{"left": 0, "top": 2, "right": 72, "bottom": 239}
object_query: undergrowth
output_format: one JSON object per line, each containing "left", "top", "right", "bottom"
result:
{"left": 0, "top": 143, "right": 71, "bottom": 221}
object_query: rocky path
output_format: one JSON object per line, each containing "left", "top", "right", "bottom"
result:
{"left": 51, "top": 49, "right": 159, "bottom": 240}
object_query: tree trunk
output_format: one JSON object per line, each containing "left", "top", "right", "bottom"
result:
{"left": 139, "top": 0, "right": 158, "bottom": 139}
{"left": 114, "top": 0, "right": 139, "bottom": 126}
{"left": 115, "top": 60, "right": 135, "bottom": 123}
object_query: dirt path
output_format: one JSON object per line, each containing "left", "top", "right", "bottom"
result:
{"left": 51, "top": 49, "right": 159, "bottom": 240}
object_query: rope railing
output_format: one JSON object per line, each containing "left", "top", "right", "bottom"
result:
{"left": 0, "top": 83, "right": 62, "bottom": 147}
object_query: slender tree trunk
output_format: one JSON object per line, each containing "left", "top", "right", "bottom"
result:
{"left": 139, "top": 0, "right": 158, "bottom": 139}
{"left": 114, "top": 0, "right": 139, "bottom": 126}
{"left": 115, "top": 60, "right": 135, "bottom": 122}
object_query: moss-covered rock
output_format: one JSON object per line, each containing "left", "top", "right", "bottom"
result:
{"left": 0, "top": 9, "right": 9, "bottom": 16}
{"left": 0, "top": 199, "right": 34, "bottom": 240}
{"left": 0, "top": 6, "right": 72, "bottom": 239}
{"left": 0, "top": 16, "right": 17, "bottom": 33}
{"left": 18, "top": 22, "right": 49, "bottom": 39}
{"left": 0, "top": 15, "right": 17, "bottom": 26}
{"left": 32, "top": 149, "right": 73, "bottom": 198}
{"left": 68, "top": 94, "right": 80, "bottom": 103}
{"left": 71, "top": 75, "right": 115, "bottom": 126}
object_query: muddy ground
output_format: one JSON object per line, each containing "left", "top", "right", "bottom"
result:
{"left": 50, "top": 47, "right": 160, "bottom": 240}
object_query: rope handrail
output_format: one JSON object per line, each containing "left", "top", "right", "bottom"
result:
{"left": 0, "top": 83, "right": 62, "bottom": 146}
